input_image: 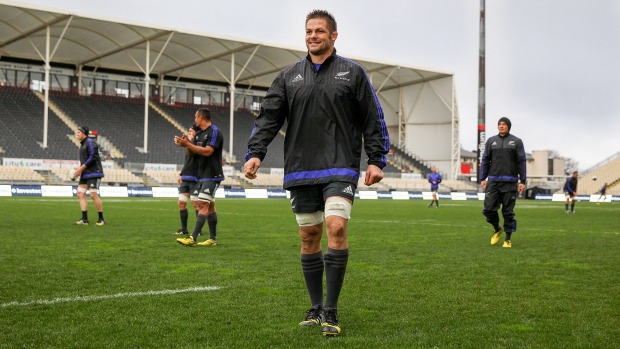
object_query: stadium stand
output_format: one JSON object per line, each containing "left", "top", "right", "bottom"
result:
{"left": 151, "top": 102, "right": 204, "bottom": 135}
{"left": 48, "top": 168, "right": 77, "bottom": 183}
{"left": 153, "top": 103, "right": 235, "bottom": 164}
{"left": 1, "top": 86, "right": 462, "bottom": 190}
{"left": 142, "top": 170, "right": 179, "bottom": 185}
{"left": 50, "top": 93, "right": 183, "bottom": 164}
{"left": 0, "top": 166, "right": 45, "bottom": 183}
{"left": 389, "top": 144, "right": 433, "bottom": 176}
{"left": 240, "top": 173, "right": 283, "bottom": 188}
{"left": 220, "top": 176, "right": 244, "bottom": 188}
{"left": 381, "top": 177, "right": 429, "bottom": 191}
{"left": 100, "top": 168, "right": 143, "bottom": 186}
{"left": 561, "top": 152, "right": 620, "bottom": 195}
{"left": 143, "top": 170, "right": 243, "bottom": 188}
{"left": 226, "top": 109, "right": 286, "bottom": 170}
{"left": 9, "top": 89, "right": 605, "bottom": 194}
{"left": 383, "top": 157, "right": 407, "bottom": 173}
{"left": 441, "top": 179, "right": 478, "bottom": 192}
{"left": 48, "top": 167, "right": 143, "bottom": 186}
{"left": 0, "top": 86, "right": 78, "bottom": 159}
{"left": 147, "top": 103, "right": 286, "bottom": 170}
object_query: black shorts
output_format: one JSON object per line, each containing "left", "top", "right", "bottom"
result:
{"left": 79, "top": 177, "right": 101, "bottom": 190}
{"left": 289, "top": 182, "right": 356, "bottom": 213}
{"left": 178, "top": 180, "right": 198, "bottom": 195}
{"left": 564, "top": 191, "right": 575, "bottom": 198}
{"left": 197, "top": 180, "right": 220, "bottom": 202}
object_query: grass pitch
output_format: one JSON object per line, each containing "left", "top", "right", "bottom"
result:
{"left": 0, "top": 197, "right": 618, "bottom": 348}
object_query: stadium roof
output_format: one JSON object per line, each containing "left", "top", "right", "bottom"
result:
{"left": 0, "top": 2, "right": 462, "bottom": 179}
{"left": 0, "top": 2, "right": 452, "bottom": 92}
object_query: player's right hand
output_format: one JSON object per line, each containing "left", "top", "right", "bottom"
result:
{"left": 243, "top": 158, "right": 261, "bottom": 179}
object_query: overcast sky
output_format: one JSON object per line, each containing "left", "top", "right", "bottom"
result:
{"left": 12, "top": 0, "right": 620, "bottom": 171}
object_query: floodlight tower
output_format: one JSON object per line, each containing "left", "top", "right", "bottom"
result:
{"left": 477, "top": 0, "right": 486, "bottom": 183}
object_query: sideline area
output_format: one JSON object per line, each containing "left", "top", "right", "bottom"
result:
{"left": 0, "top": 184, "right": 617, "bottom": 202}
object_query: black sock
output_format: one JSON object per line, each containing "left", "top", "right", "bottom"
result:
{"left": 324, "top": 248, "right": 348, "bottom": 309}
{"left": 505, "top": 231, "right": 512, "bottom": 241}
{"left": 98, "top": 212, "right": 104, "bottom": 220}
{"left": 192, "top": 214, "right": 207, "bottom": 241}
{"left": 565, "top": 204, "right": 568, "bottom": 211}
{"left": 207, "top": 212, "right": 218, "bottom": 240}
{"left": 571, "top": 203, "right": 575, "bottom": 211}
{"left": 436, "top": 200, "right": 439, "bottom": 207}
{"left": 180, "top": 209, "right": 188, "bottom": 230}
{"left": 301, "top": 251, "right": 324, "bottom": 307}
{"left": 82, "top": 211, "right": 88, "bottom": 221}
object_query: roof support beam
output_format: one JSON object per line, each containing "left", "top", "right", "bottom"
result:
{"left": 377, "top": 73, "right": 451, "bottom": 92}
{"left": 237, "top": 65, "right": 284, "bottom": 83}
{"left": 41, "top": 26, "right": 51, "bottom": 149}
{"left": 228, "top": 53, "right": 236, "bottom": 163}
{"left": 451, "top": 81, "right": 460, "bottom": 180}
{"left": 143, "top": 40, "right": 151, "bottom": 153}
{"left": 35, "top": 17, "right": 73, "bottom": 149}
{"left": 78, "top": 31, "right": 172, "bottom": 66}
{"left": 375, "top": 66, "right": 399, "bottom": 93}
{"left": 159, "top": 43, "right": 257, "bottom": 76}
{"left": 0, "top": 14, "right": 71, "bottom": 49}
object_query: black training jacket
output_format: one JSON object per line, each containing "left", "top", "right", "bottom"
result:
{"left": 245, "top": 49, "right": 390, "bottom": 189}
{"left": 480, "top": 133, "right": 526, "bottom": 184}
{"left": 79, "top": 137, "right": 104, "bottom": 179}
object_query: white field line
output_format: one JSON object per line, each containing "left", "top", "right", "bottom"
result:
{"left": 0, "top": 286, "right": 220, "bottom": 308}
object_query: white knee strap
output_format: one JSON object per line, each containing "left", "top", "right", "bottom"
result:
{"left": 325, "top": 196, "right": 352, "bottom": 220}
{"left": 77, "top": 186, "right": 88, "bottom": 194}
{"left": 197, "top": 192, "right": 213, "bottom": 203}
{"left": 295, "top": 211, "right": 324, "bottom": 226}
{"left": 178, "top": 194, "right": 190, "bottom": 203}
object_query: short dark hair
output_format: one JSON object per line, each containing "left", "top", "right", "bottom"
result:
{"left": 306, "top": 9, "right": 337, "bottom": 33}
{"left": 196, "top": 108, "right": 211, "bottom": 120}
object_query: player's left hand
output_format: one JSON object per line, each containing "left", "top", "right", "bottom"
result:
{"left": 518, "top": 183, "right": 525, "bottom": 193}
{"left": 365, "top": 164, "right": 383, "bottom": 186}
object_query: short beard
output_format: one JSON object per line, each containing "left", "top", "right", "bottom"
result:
{"left": 309, "top": 47, "right": 326, "bottom": 56}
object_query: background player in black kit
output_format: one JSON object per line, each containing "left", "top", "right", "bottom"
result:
{"left": 174, "top": 108, "right": 224, "bottom": 247}
{"left": 563, "top": 171, "right": 579, "bottom": 213}
{"left": 73, "top": 126, "right": 106, "bottom": 226}
{"left": 175, "top": 125, "right": 201, "bottom": 236}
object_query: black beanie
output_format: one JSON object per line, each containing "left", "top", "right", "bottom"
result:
{"left": 498, "top": 117, "right": 511, "bottom": 130}
{"left": 78, "top": 126, "right": 89, "bottom": 135}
